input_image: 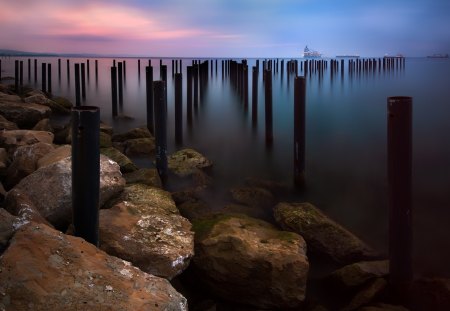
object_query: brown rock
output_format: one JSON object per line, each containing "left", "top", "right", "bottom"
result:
{"left": 101, "top": 147, "right": 138, "bottom": 173}
{"left": 37, "top": 144, "right": 71, "bottom": 168}
{"left": 5, "top": 142, "right": 55, "bottom": 188}
{"left": 0, "top": 223, "right": 188, "bottom": 310}
{"left": 220, "top": 203, "right": 273, "bottom": 222}
{"left": 245, "top": 177, "right": 290, "bottom": 196}
{"left": 230, "top": 186, "right": 275, "bottom": 209}
{"left": 0, "top": 130, "right": 54, "bottom": 155}
{"left": 192, "top": 214, "right": 309, "bottom": 309}
{"left": 32, "top": 118, "right": 53, "bottom": 132}
{"left": 178, "top": 198, "right": 212, "bottom": 221}
{"left": 0, "top": 147, "right": 9, "bottom": 175}
{"left": 0, "top": 209, "right": 18, "bottom": 253}
{"left": 0, "top": 114, "right": 18, "bottom": 130}
{"left": 342, "top": 278, "right": 387, "bottom": 311}
{"left": 24, "top": 93, "right": 70, "bottom": 114}
{"left": 124, "top": 168, "right": 162, "bottom": 188}
{"left": 168, "top": 148, "right": 213, "bottom": 177}
{"left": 274, "top": 202, "right": 378, "bottom": 264}
{"left": 8, "top": 155, "right": 125, "bottom": 228}
{"left": 123, "top": 137, "right": 155, "bottom": 156}
{"left": 4, "top": 189, "right": 53, "bottom": 227}
{"left": 112, "top": 126, "right": 152, "bottom": 142}
{"left": 0, "top": 99, "right": 51, "bottom": 128}
{"left": 327, "top": 260, "right": 389, "bottom": 289}
{"left": 100, "top": 131, "right": 112, "bottom": 148}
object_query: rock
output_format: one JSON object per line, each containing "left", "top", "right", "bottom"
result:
{"left": 0, "top": 182, "right": 5, "bottom": 202}
{"left": 5, "top": 142, "right": 55, "bottom": 188}
{"left": 32, "top": 118, "right": 54, "bottom": 132}
{"left": 0, "top": 147, "right": 9, "bottom": 175}
{"left": 359, "top": 303, "right": 409, "bottom": 311}
{"left": 0, "top": 114, "right": 18, "bottom": 130}
{"left": 123, "top": 137, "right": 155, "bottom": 156}
{"left": 52, "top": 123, "right": 71, "bottom": 144}
{"left": 24, "top": 93, "right": 70, "bottom": 114}
{"left": 100, "top": 147, "right": 138, "bottom": 173}
{"left": 100, "top": 131, "right": 112, "bottom": 148}
{"left": 100, "top": 184, "right": 194, "bottom": 279}
{"left": 3, "top": 189, "right": 53, "bottom": 227}
{"left": 220, "top": 203, "right": 274, "bottom": 222}
{"left": 411, "top": 278, "right": 450, "bottom": 311}
{"left": 0, "top": 223, "right": 188, "bottom": 310}
{"left": 37, "top": 144, "right": 71, "bottom": 168}
{"left": 274, "top": 202, "right": 378, "bottom": 264}
{"left": 52, "top": 96, "right": 73, "bottom": 110}
{"left": 0, "top": 92, "right": 21, "bottom": 102}
{"left": 0, "top": 99, "right": 51, "bottom": 128}
{"left": 112, "top": 126, "right": 152, "bottom": 142}
{"left": 7, "top": 155, "right": 125, "bottom": 228}
{"left": 341, "top": 278, "right": 387, "bottom": 311}
{"left": 168, "top": 148, "right": 213, "bottom": 177}
{"left": 178, "top": 198, "right": 212, "bottom": 221}
{"left": 192, "top": 214, "right": 309, "bottom": 309}
{"left": 245, "top": 177, "right": 290, "bottom": 197}
{"left": 327, "top": 260, "right": 389, "bottom": 289}
{"left": 100, "top": 122, "right": 114, "bottom": 136}
{"left": 124, "top": 168, "right": 162, "bottom": 188}
{"left": 0, "top": 130, "right": 54, "bottom": 155}
{"left": 230, "top": 186, "right": 275, "bottom": 208}
{"left": 0, "top": 209, "right": 18, "bottom": 253}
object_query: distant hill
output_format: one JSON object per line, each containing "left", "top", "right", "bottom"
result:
{"left": 0, "top": 49, "right": 58, "bottom": 57}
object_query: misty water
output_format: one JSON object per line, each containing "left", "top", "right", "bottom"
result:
{"left": 2, "top": 56, "right": 450, "bottom": 277}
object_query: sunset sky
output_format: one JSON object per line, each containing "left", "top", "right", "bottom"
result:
{"left": 1, "top": 0, "right": 449, "bottom": 57}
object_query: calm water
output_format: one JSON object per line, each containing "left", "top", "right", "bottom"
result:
{"left": 2, "top": 56, "right": 450, "bottom": 277}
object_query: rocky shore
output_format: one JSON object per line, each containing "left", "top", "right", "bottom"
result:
{"left": 0, "top": 83, "right": 449, "bottom": 310}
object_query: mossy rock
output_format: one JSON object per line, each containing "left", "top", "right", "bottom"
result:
{"left": 52, "top": 96, "right": 73, "bottom": 110}
{"left": 99, "top": 131, "right": 112, "bottom": 148}
{"left": 112, "top": 127, "right": 152, "bottom": 142}
{"left": 100, "top": 147, "right": 137, "bottom": 173}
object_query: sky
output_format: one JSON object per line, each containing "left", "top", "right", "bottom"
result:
{"left": 1, "top": 0, "right": 449, "bottom": 57}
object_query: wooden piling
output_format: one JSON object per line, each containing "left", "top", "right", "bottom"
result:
{"left": 41, "top": 63, "right": 47, "bottom": 93}
{"left": 95, "top": 60, "right": 98, "bottom": 80}
{"left": 118, "top": 62, "right": 123, "bottom": 106}
{"left": 111, "top": 66, "right": 118, "bottom": 117}
{"left": 28, "top": 59, "right": 31, "bottom": 81}
{"left": 187, "top": 66, "right": 193, "bottom": 123}
{"left": 146, "top": 66, "right": 154, "bottom": 133}
{"left": 47, "top": 63, "right": 52, "bottom": 94}
{"left": 387, "top": 96, "right": 413, "bottom": 303}
{"left": 75, "top": 64, "right": 81, "bottom": 106}
{"left": 175, "top": 73, "right": 183, "bottom": 144}
{"left": 67, "top": 59, "right": 70, "bottom": 82}
{"left": 58, "top": 58, "right": 61, "bottom": 80}
{"left": 19, "top": 61, "right": 23, "bottom": 87}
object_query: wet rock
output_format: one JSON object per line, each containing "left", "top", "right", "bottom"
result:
{"left": 274, "top": 202, "right": 378, "bottom": 264}
{"left": 0, "top": 147, "right": 9, "bottom": 175}
{"left": 123, "top": 137, "right": 155, "bottom": 156}
{"left": 52, "top": 122, "right": 71, "bottom": 144}
{"left": 124, "top": 167, "right": 162, "bottom": 188}
{"left": 230, "top": 186, "right": 275, "bottom": 209}
{"left": 0, "top": 114, "right": 18, "bottom": 130}
{"left": 37, "top": 144, "right": 71, "bottom": 168}
{"left": 112, "top": 126, "right": 152, "bottom": 142}
{"left": 168, "top": 148, "right": 213, "bottom": 177}
{"left": 0, "top": 98, "right": 51, "bottom": 128}
{"left": 359, "top": 303, "right": 409, "bottom": 311}
{"left": 0, "top": 130, "right": 54, "bottom": 155}
{"left": 4, "top": 142, "right": 55, "bottom": 188}
{"left": 24, "top": 93, "right": 71, "bottom": 114}
{"left": 99, "top": 184, "right": 194, "bottom": 280}
{"left": 0, "top": 223, "right": 188, "bottom": 311}
{"left": 341, "top": 278, "right": 387, "bottom": 311}
{"left": 220, "top": 203, "right": 273, "bottom": 222}
{"left": 178, "top": 198, "right": 213, "bottom": 221}
{"left": 101, "top": 147, "right": 138, "bottom": 173}
{"left": 52, "top": 96, "right": 73, "bottom": 110}
{"left": 32, "top": 118, "right": 54, "bottom": 132}
{"left": 100, "top": 122, "right": 114, "bottom": 136}
{"left": 327, "top": 260, "right": 389, "bottom": 289}
{"left": 0, "top": 209, "right": 18, "bottom": 253}
{"left": 0, "top": 182, "right": 5, "bottom": 202}
{"left": 7, "top": 155, "right": 125, "bottom": 228}
{"left": 192, "top": 213, "right": 309, "bottom": 309}
{"left": 410, "top": 277, "right": 450, "bottom": 311}
{"left": 100, "top": 131, "right": 112, "bottom": 148}
{"left": 245, "top": 177, "right": 290, "bottom": 197}
{"left": 3, "top": 188, "right": 53, "bottom": 227}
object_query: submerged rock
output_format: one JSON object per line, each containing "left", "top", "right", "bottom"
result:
{"left": 359, "top": 303, "right": 409, "bottom": 311}
{"left": 327, "top": 260, "right": 389, "bottom": 289}
{"left": 274, "top": 202, "right": 378, "bottom": 264}
{"left": 0, "top": 223, "right": 187, "bottom": 311}
{"left": 192, "top": 213, "right": 309, "bottom": 309}
{"left": 99, "top": 184, "right": 194, "bottom": 280}
{"left": 230, "top": 186, "right": 275, "bottom": 209}
{"left": 7, "top": 155, "right": 125, "bottom": 228}
{"left": 0, "top": 147, "right": 9, "bottom": 175}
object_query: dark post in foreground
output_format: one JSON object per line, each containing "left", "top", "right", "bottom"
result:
{"left": 387, "top": 96, "right": 413, "bottom": 302}
{"left": 71, "top": 106, "right": 100, "bottom": 246}
{"left": 153, "top": 81, "right": 168, "bottom": 183}
{"left": 294, "top": 76, "right": 306, "bottom": 187}
{"left": 75, "top": 64, "right": 81, "bottom": 107}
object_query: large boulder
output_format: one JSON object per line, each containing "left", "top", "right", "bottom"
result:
{"left": 0, "top": 130, "right": 54, "bottom": 155}
{"left": 0, "top": 98, "right": 51, "bottom": 128}
{"left": 123, "top": 168, "right": 162, "bottom": 188}
{"left": 24, "top": 93, "right": 71, "bottom": 114}
{"left": 32, "top": 118, "right": 54, "bottom": 132}
{"left": 6, "top": 155, "right": 125, "bottom": 228}
{"left": 4, "top": 142, "right": 55, "bottom": 188}
{"left": 99, "top": 185, "right": 194, "bottom": 279}
{"left": 112, "top": 127, "right": 153, "bottom": 142}
{"left": 100, "top": 147, "right": 138, "bottom": 173}
{"left": 0, "top": 114, "right": 18, "bottom": 130}
{"left": 0, "top": 209, "right": 18, "bottom": 253}
{"left": 122, "top": 137, "right": 155, "bottom": 156}
{"left": 37, "top": 144, "right": 71, "bottom": 168}
{"left": 192, "top": 213, "right": 309, "bottom": 309}
{"left": 274, "top": 202, "right": 378, "bottom": 264}
{"left": 230, "top": 186, "right": 275, "bottom": 209}
{"left": 0, "top": 223, "right": 187, "bottom": 310}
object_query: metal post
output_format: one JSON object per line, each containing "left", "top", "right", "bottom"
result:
{"left": 138, "top": 59, "right": 140, "bottom": 77}
{"left": 153, "top": 81, "right": 168, "bottom": 183}
{"left": 187, "top": 66, "right": 193, "bottom": 124}
{"left": 58, "top": 58, "right": 61, "bottom": 80}
{"left": 28, "top": 59, "right": 31, "bottom": 82}
{"left": 95, "top": 60, "right": 98, "bottom": 80}
{"left": 194, "top": 64, "right": 199, "bottom": 109}
{"left": 81, "top": 63, "right": 86, "bottom": 100}
{"left": 388, "top": 96, "right": 413, "bottom": 302}
{"left": 264, "top": 69, "right": 273, "bottom": 145}
{"left": 34, "top": 59, "right": 37, "bottom": 82}
{"left": 175, "top": 73, "right": 183, "bottom": 144}
{"left": 87, "top": 59, "right": 90, "bottom": 78}
{"left": 146, "top": 66, "right": 154, "bottom": 133}
{"left": 71, "top": 106, "right": 100, "bottom": 246}
{"left": 67, "top": 59, "right": 70, "bottom": 82}
{"left": 118, "top": 62, "right": 123, "bottom": 106}
{"left": 19, "top": 61, "right": 23, "bottom": 87}
{"left": 47, "top": 63, "right": 52, "bottom": 94}
{"left": 41, "top": 63, "right": 47, "bottom": 93}
{"left": 294, "top": 76, "right": 306, "bottom": 187}
{"left": 111, "top": 66, "right": 118, "bottom": 117}
{"left": 14, "top": 60, "right": 19, "bottom": 92}
{"left": 252, "top": 66, "right": 258, "bottom": 126}
{"left": 75, "top": 64, "right": 81, "bottom": 107}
